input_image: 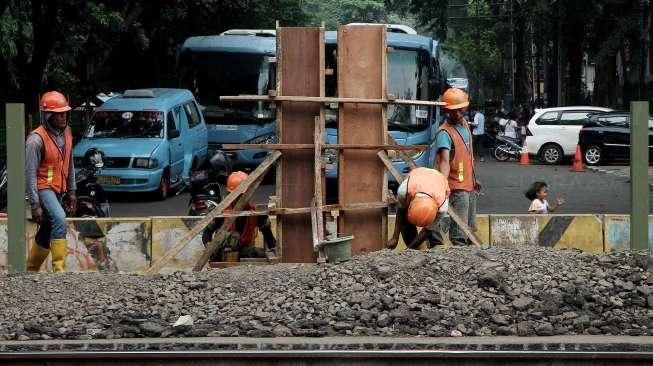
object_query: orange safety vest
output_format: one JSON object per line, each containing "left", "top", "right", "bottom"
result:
{"left": 437, "top": 121, "right": 475, "bottom": 192}
{"left": 33, "top": 126, "right": 72, "bottom": 194}
{"left": 406, "top": 167, "right": 450, "bottom": 208}
{"left": 226, "top": 203, "right": 258, "bottom": 247}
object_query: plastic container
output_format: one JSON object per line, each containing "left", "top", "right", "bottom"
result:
{"left": 322, "top": 235, "right": 354, "bottom": 263}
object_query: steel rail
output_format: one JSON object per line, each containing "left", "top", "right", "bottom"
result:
{"left": 4, "top": 350, "right": 653, "bottom": 360}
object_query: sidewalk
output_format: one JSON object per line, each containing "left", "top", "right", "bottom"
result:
{"left": 587, "top": 165, "right": 653, "bottom": 188}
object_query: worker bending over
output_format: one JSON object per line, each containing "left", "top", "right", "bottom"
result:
{"left": 202, "top": 171, "right": 276, "bottom": 261}
{"left": 387, "top": 167, "right": 450, "bottom": 250}
{"left": 26, "top": 91, "right": 76, "bottom": 272}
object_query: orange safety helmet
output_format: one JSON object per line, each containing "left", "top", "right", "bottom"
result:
{"left": 40, "top": 91, "right": 71, "bottom": 113}
{"left": 442, "top": 88, "right": 469, "bottom": 110}
{"left": 226, "top": 171, "right": 248, "bottom": 192}
{"left": 406, "top": 195, "right": 438, "bottom": 227}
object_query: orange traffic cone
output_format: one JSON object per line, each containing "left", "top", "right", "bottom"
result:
{"left": 571, "top": 145, "right": 585, "bottom": 172}
{"left": 519, "top": 139, "right": 530, "bottom": 165}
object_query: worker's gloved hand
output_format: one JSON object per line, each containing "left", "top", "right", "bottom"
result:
{"left": 68, "top": 193, "right": 77, "bottom": 216}
{"left": 31, "top": 207, "right": 43, "bottom": 224}
{"left": 386, "top": 237, "right": 399, "bottom": 250}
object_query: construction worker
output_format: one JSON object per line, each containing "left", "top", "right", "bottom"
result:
{"left": 432, "top": 88, "right": 481, "bottom": 246}
{"left": 202, "top": 171, "right": 277, "bottom": 260}
{"left": 26, "top": 91, "right": 76, "bottom": 272}
{"left": 386, "top": 167, "right": 450, "bottom": 250}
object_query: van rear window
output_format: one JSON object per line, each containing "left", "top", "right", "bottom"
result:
{"left": 87, "top": 111, "right": 164, "bottom": 138}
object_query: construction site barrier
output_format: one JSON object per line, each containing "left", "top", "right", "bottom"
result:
{"left": 0, "top": 215, "right": 649, "bottom": 272}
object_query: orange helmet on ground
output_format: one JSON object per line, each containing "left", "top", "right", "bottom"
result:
{"left": 407, "top": 195, "right": 438, "bottom": 227}
{"left": 226, "top": 171, "right": 248, "bottom": 192}
{"left": 40, "top": 91, "right": 71, "bottom": 113}
{"left": 442, "top": 88, "right": 469, "bottom": 110}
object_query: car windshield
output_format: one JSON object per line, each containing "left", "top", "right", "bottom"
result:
{"left": 178, "top": 51, "right": 274, "bottom": 124}
{"left": 86, "top": 111, "right": 164, "bottom": 138}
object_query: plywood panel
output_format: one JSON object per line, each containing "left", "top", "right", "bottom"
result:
{"left": 277, "top": 27, "right": 322, "bottom": 262}
{"left": 337, "top": 25, "right": 387, "bottom": 255}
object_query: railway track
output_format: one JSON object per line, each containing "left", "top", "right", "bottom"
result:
{"left": 3, "top": 350, "right": 653, "bottom": 365}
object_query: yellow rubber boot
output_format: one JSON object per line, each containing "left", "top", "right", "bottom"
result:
{"left": 26, "top": 243, "right": 50, "bottom": 272}
{"left": 50, "top": 239, "right": 68, "bottom": 273}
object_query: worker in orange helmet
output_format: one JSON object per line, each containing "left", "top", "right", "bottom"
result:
{"left": 433, "top": 87, "right": 482, "bottom": 246}
{"left": 25, "top": 91, "right": 76, "bottom": 272}
{"left": 202, "top": 171, "right": 277, "bottom": 260}
{"left": 387, "top": 167, "right": 450, "bottom": 250}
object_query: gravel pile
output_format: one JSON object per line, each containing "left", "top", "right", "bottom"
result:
{"left": 1, "top": 247, "right": 652, "bottom": 340}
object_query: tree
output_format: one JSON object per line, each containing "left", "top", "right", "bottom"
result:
{"left": 0, "top": 0, "right": 308, "bottom": 114}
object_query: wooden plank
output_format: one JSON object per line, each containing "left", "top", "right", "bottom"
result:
{"left": 277, "top": 27, "right": 322, "bottom": 263}
{"left": 388, "top": 134, "right": 418, "bottom": 170}
{"left": 338, "top": 24, "right": 387, "bottom": 255}
{"left": 193, "top": 169, "right": 268, "bottom": 271}
{"left": 145, "top": 151, "right": 281, "bottom": 274}
{"left": 314, "top": 118, "right": 325, "bottom": 244}
{"left": 220, "top": 95, "right": 446, "bottom": 106}
{"left": 378, "top": 151, "right": 404, "bottom": 183}
{"left": 222, "top": 143, "right": 428, "bottom": 151}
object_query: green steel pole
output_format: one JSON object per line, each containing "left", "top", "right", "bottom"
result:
{"left": 630, "top": 101, "right": 649, "bottom": 251}
{"left": 6, "top": 103, "right": 26, "bottom": 272}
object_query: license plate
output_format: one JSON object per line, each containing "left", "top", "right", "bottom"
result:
{"left": 97, "top": 176, "right": 121, "bottom": 185}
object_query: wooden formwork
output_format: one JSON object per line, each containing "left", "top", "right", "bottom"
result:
{"left": 276, "top": 27, "right": 323, "bottom": 263}
{"left": 337, "top": 25, "right": 388, "bottom": 255}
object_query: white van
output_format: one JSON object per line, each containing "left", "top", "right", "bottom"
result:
{"left": 525, "top": 106, "right": 613, "bottom": 164}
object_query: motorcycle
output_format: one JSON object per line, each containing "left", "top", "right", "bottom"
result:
{"left": 492, "top": 133, "right": 523, "bottom": 162}
{"left": 65, "top": 148, "right": 110, "bottom": 217}
{"left": 187, "top": 151, "right": 230, "bottom": 216}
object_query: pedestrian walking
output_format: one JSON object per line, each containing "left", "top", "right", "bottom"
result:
{"left": 469, "top": 105, "right": 485, "bottom": 162}
{"left": 386, "top": 167, "right": 450, "bottom": 250}
{"left": 432, "top": 88, "right": 481, "bottom": 246}
{"left": 26, "top": 91, "right": 76, "bottom": 272}
{"left": 525, "top": 181, "right": 566, "bottom": 214}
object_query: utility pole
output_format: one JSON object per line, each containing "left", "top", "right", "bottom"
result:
{"left": 630, "top": 101, "right": 649, "bottom": 250}
{"left": 476, "top": 0, "right": 481, "bottom": 104}
{"left": 556, "top": 0, "right": 562, "bottom": 106}
{"left": 510, "top": 0, "right": 515, "bottom": 106}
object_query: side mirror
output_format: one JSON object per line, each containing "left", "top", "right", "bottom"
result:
{"left": 168, "top": 129, "right": 181, "bottom": 139}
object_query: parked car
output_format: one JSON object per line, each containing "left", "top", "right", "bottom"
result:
{"left": 579, "top": 111, "right": 653, "bottom": 166}
{"left": 73, "top": 88, "right": 208, "bottom": 200}
{"left": 525, "top": 106, "right": 613, "bottom": 164}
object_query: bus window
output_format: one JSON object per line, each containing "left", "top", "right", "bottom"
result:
{"left": 178, "top": 52, "right": 275, "bottom": 125}
{"left": 387, "top": 49, "right": 431, "bottom": 132}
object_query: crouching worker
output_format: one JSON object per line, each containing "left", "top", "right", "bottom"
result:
{"left": 386, "top": 167, "right": 450, "bottom": 250}
{"left": 202, "top": 171, "right": 277, "bottom": 261}
{"left": 26, "top": 91, "right": 76, "bottom": 272}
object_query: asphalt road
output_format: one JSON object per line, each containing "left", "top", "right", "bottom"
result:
{"left": 109, "top": 160, "right": 644, "bottom": 217}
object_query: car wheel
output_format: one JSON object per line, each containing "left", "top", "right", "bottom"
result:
{"left": 156, "top": 172, "right": 170, "bottom": 201}
{"left": 539, "top": 144, "right": 563, "bottom": 165}
{"left": 584, "top": 145, "right": 602, "bottom": 166}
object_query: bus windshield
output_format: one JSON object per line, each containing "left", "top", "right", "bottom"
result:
{"left": 178, "top": 51, "right": 275, "bottom": 124}
{"left": 325, "top": 46, "right": 432, "bottom": 131}
{"left": 387, "top": 49, "right": 431, "bottom": 131}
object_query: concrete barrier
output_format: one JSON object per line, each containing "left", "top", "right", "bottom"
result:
{"left": 0, "top": 218, "right": 150, "bottom": 272}
{"left": 1, "top": 214, "right": 646, "bottom": 272}
{"left": 489, "top": 215, "right": 604, "bottom": 253}
{"left": 603, "top": 215, "right": 653, "bottom": 251}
